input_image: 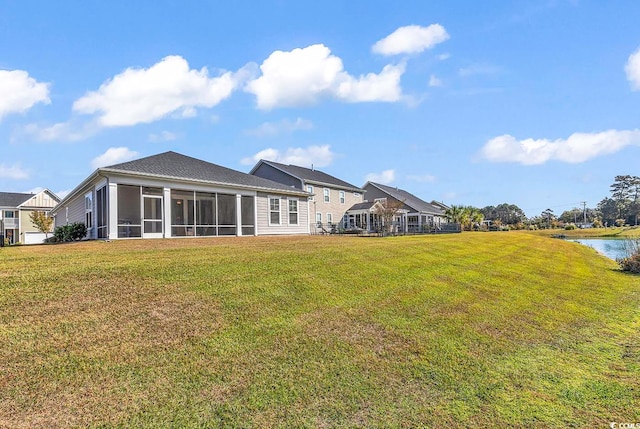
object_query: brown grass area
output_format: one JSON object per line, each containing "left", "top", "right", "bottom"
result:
{"left": 0, "top": 273, "right": 222, "bottom": 429}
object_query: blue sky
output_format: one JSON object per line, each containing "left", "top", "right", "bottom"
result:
{"left": 1, "top": 1, "right": 640, "bottom": 217}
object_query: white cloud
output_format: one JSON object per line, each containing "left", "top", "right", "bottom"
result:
{"left": 437, "top": 53, "right": 451, "bottom": 61}
{"left": 626, "top": 47, "right": 640, "bottom": 90}
{"left": 0, "top": 70, "right": 50, "bottom": 120}
{"left": 365, "top": 169, "right": 395, "bottom": 184}
{"left": 245, "top": 117, "right": 313, "bottom": 137}
{"left": 336, "top": 63, "right": 405, "bottom": 102}
{"left": 148, "top": 131, "right": 177, "bottom": 142}
{"left": 429, "top": 74, "right": 443, "bottom": 87}
{"left": 73, "top": 55, "right": 251, "bottom": 126}
{"left": 241, "top": 144, "right": 335, "bottom": 168}
{"left": 407, "top": 174, "right": 436, "bottom": 183}
{"left": 0, "top": 163, "right": 29, "bottom": 180}
{"left": 481, "top": 129, "right": 640, "bottom": 165}
{"left": 372, "top": 24, "right": 449, "bottom": 56}
{"left": 91, "top": 147, "right": 140, "bottom": 169}
{"left": 24, "top": 120, "right": 99, "bottom": 142}
{"left": 245, "top": 44, "right": 404, "bottom": 109}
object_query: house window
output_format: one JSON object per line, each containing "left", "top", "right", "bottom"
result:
{"left": 170, "top": 189, "right": 241, "bottom": 237}
{"left": 354, "top": 192, "right": 361, "bottom": 198}
{"left": 85, "top": 192, "right": 93, "bottom": 229}
{"left": 117, "top": 185, "right": 141, "bottom": 238}
{"left": 96, "top": 186, "right": 108, "bottom": 239}
{"left": 307, "top": 185, "right": 314, "bottom": 201}
{"left": 316, "top": 212, "right": 322, "bottom": 224}
{"left": 4, "top": 210, "right": 14, "bottom": 218}
{"left": 323, "top": 188, "right": 330, "bottom": 203}
{"left": 269, "top": 197, "right": 280, "bottom": 225}
{"left": 217, "top": 193, "right": 237, "bottom": 236}
{"left": 339, "top": 191, "right": 345, "bottom": 204}
{"left": 327, "top": 213, "right": 333, "bottom": 224}
{"left": 288, "top": 199, "right": 298, "bottom": 225}
{"left": 241, "top": 196, "right": 255, "bottom": 236}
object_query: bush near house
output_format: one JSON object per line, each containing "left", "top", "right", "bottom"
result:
{"left": 53, "top": 222, "right": 87, "bottom": 242}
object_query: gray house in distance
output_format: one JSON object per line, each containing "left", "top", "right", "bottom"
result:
{"left": 51, "top": 151, "right": 311, "bottom": 240}
{"left": 346, "top": 182, "right": 448, "bottom": 233}
{"left": 250, "top": 160, "right": 365, "bottom": 231}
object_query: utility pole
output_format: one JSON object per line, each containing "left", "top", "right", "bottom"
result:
{"left": 581, "top": 201, "right": 587, "bottom": 226}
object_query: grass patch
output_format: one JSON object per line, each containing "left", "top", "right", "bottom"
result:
{"left": 1, "top": 234, "right": 639, "bottom": 427}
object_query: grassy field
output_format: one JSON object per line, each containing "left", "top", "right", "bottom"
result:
{"left": 1, "top": 233, "right": 639, "bottom": 427}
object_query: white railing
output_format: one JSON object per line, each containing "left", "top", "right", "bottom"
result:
{"left": 2, "top": 219, "right": 18, "bottom": 229}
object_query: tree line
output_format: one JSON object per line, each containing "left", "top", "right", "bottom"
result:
{"left": 444, "top": 175, "right": 639, "bottom": 230}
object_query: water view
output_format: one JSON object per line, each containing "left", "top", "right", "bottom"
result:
{"left": 570, "top": 238, "right": 634, "bottom": 260}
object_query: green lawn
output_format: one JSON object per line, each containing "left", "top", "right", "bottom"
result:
{"left": 1, "top": 233, "right": 638, "bottom": 427}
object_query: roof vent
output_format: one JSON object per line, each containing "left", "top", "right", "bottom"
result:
{"left": 311, "top": 163, "right": 314, "bottom": 171}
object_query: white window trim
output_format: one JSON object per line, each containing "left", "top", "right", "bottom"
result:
{"left": 288, "top": 198, "right": 299, "bottom": 225}
{"left": 268, "top": 196, "right": 281, "bottom": 226}
{"left": 85, "top": 192, "right": 93, "bottom": 229}
{"left": 316, "top": 212, "right": 322, "bottom": 224}
{"left": 323, "top": 188, "right": 330, "bottom": 203}
{"left": 307, "top": 185, "right": 314, "bottom": 201}
{"left": 339, "top": 190, "right": 345, "bottom": 204}
{"left": 326, "top": 212, "right": 333, "bottom": 224}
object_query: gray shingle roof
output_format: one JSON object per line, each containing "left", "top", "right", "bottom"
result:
{"left": 347, "top": 201, "right": 376, "bottom": 211}
{"left": 259, "top": 160, "right": 362, "bottom": 191}
{"left": 0, "top": 192, "right": 33, "bottom": 207}
{"left": 366, "top": 182, "right": 444, "bottom": 215}
{"left": 103, "top": 151, "right": 307, "bottom": 194}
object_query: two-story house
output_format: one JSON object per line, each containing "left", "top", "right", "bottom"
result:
{"left": 346, "top": 182, "right": 448, "bottom": 233}
{"left": 0, "top": 190, "right": 60, "bottom": 244}
{"left": 250, "top": 160, "right": 365, "bottom": 232}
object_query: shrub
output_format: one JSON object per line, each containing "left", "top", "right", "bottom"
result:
{"left": 564, "top": 224, "right": 576, "bottom": 230}
{"left": 54, "top": 222, "right": 88, "bottom": 242}
{"left": 618, "top": 240, "right": 640, "bottom": 274}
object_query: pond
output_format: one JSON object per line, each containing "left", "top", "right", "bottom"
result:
{"left": 569, "top": 238, "right": 636, "bottom": 260}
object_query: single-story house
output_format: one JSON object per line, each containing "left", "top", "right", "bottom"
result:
{"left": 51, "top": 151, "right": 311, "bottom": 240}
{"left": 250, "top": 160, "right": 364, "bottom": 232}
{"left": 345, "top": 182, "right": 449, "bottom": 233}
{"left": 0, "top": 189, "right": 60, "bottom": 244}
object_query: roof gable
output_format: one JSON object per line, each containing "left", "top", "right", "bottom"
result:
{"left": 364, "top": 182, "right": 444, "bottom": 215}
{"left": 253, "top": 160, "right": 362, "bottom": 191}
{"left": 102, "top": 151, "right": 307, "bottom": 194}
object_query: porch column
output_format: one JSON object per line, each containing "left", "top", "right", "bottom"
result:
{"left": 163, "top": 188, "right": 171, "bottom": 238}
{"left": 236, "top": 194, "right": 242, "bottom": 236}
{"left": 108, "top": 183, "right": 118, "bottom": 240}
{"left": 254, "top": 195, "right": 258, "bottom": 236}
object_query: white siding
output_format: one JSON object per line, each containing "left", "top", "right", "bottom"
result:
{"left": 256, "top": 192, "right": 309, "bottom": 235}
{"left": 55, "top": 186, "right": 91, "bottom": 239}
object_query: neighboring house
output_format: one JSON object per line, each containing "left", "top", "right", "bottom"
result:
{"left": 51, "top": 151, "right": 311, "bottom": 240}
{"left": 346, "top": 182, "right": 448, "bottom": 233}
{"left": 0, "top": 190, "right": 60, "bottom": 244}
{"left": 250, "top": 160, "right": 364, "bottom": 231}
{"left": 430, "top": 200, "right": 450, "bottom": 212}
